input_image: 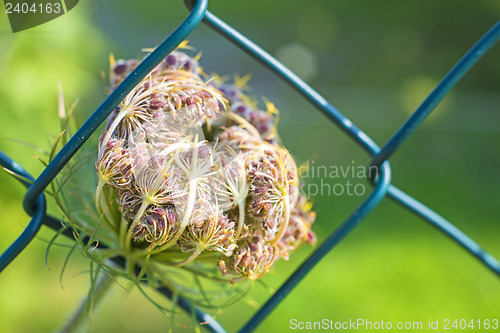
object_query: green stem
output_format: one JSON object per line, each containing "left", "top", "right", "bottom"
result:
{"left": 179, "top": 178, "right": 197, "bottom": 230}
{"left": 59, "top": 272, "right": 114, "bottom": 333}
{"left": 95, "top": 176, "right": 116, "bottom": 230}
{"left": 95, "top": 178, "right": 105, "bottom": 216}
{"left": 236, "top": 200, "right": 245, "bottom": 238}
{"left": 271, "top": 193, "right": 290, "bottom": 246}
{"left": 119, "top": 216, "right": 129, "bottom": 253}
{"left": 150, "top": 249, "right": 219, "bottom": 262}
{"left": 169, "top": 246, "right": 204, "bottom": 267}
{"left": 100, "top": 109, "right": 128, "bottom": 148}
{"left": 99, "top": 185, "right": 119, "bottom": 232}
{"left": 125, "top": 198, "right": 150, "bottom": 252}
{"left": 96, "top": 183, "right": 118, "bottom": 233}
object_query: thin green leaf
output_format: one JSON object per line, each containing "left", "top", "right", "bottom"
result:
{"left": 1, "top": 166, "right": 33, "bottom": 185}
{"left": 32, "top": 153, "right": 48, "bottom": 167}
{"left": 0, "top": 137, "right": 50, "bottom": 155}
{"left": 136, "top": 283, "right": 173, "bottom": 315}
{"left": 44, "top": 226, "right": 68, "bottom": 271}
{"left": 191, "top": 303, "right": 202, "bottom": 333}
{"left": 60, "top": 242, "right": 78, "bottom": 290}
{"left": 194, "top": 274, "right": 213, "bottom": 308}
{"left": 169, "top": 292, "right": 179, "bottom": 333}
{"left": 49, "top": 129, "right": 65, "bottom": 163}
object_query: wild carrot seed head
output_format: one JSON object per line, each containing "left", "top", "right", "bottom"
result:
{"left": 94, "top": 47, "right": 316, "bottom": 283}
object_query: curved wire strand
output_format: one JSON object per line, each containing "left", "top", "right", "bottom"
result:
{"left": 371, "top": 21, "right": 500, "bottom": 168}
{"left": 0, "top": 151, "right": 46, "bottom": 272}
{"left": 387, "top": 185, "right": 500, "bottom": 275}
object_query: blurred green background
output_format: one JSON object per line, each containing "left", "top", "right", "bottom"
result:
{"left": 1, "top": 1, "right": 499, "bottom": 332}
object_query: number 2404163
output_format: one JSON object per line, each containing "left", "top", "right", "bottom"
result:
{"left": 5, "top": 2, "right": 62, "bottom": 14}
{"left": 443, "top": 319, "right": 499, "bottom": 330}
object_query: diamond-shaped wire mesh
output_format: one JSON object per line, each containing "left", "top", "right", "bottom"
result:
{"left": 1, "top": 1, "right": 499, "bottom": 332}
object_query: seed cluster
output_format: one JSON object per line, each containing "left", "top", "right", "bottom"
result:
{"left": 96, "top": 48, "right": 316, "bottom": 280}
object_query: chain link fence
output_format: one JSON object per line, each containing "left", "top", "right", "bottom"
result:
{"left": 1, "top": 1, "right": 499, "bottom": 332}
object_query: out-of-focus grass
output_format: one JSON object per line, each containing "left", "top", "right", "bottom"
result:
{"left": 0, "top": 1, "right": 499, "bottom": 332}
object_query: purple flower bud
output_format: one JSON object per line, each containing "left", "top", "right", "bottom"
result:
{"left": 156, "top": 216, "right": 165, "bottom": 230}
{"left": 218, "top": 260, "right": 227, "bottom": 276}
{"left": 258, "top": 123, "right": 270, "bottom": 133}
{"left": 178, "top": 94, "right": 187, "bottom": 106}
{"left": 253, "top": 185, "right": 267, "bottom": 194}
{"left": 233, "top": 102, "right": 250, "bottom": 117}
{"left": 148, "top": 154, "right": 166, "bottom": 167}
{"left": 165, "top": 54, "right": 177, "bottom": 66}
{"left": 307, "top": 231, "right": 317, "bottom": 245}
{"left": 241, "top": 254, "right": 252, "bottom": 267}
{"left": 145, "top": 215, "right": 155, "bottom": 227}
{"left": 150, "top": 99, "right": 166, "bottom": 110}
{"left": 249, "top": 243, "right": 259, "bottom": 252}
{"left": 182, "top": 60, "right": 193, "bottom": 71}
{"left": 217, "top": 100, "right": 225, "bottom": 110}
{"left": 132, "top": 224, "right": 146, "bottom": 238}
{"left": 106, "top": 139, "right": 120, "bottom": 149}
{"left": 219, "top": 215, "right": 228, "bottom": 227}
{"left": 166, "top": 209, "right": 176, "bottom": 224}
{"left": 197, "top": 145, "right": 210, "bottom": 158}
{"left": 114, "top": 63, "right": 127, "bottom": 75}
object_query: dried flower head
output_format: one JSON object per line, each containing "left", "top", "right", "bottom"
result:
{"left": 97, "top": 46, "right": 316, "bottom": 275}
{"left": 58, "top": 44, "right": 316, "bottom": 315}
